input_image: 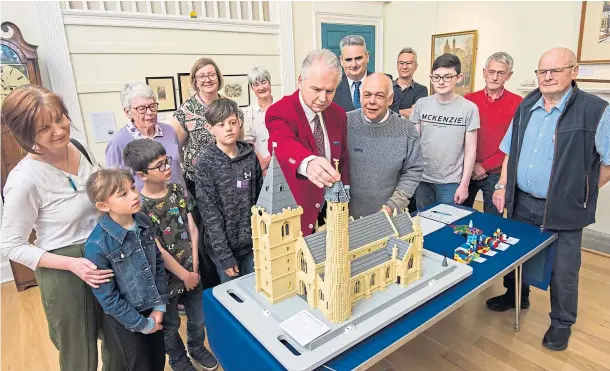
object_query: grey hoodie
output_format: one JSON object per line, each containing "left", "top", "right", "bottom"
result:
{"left": 194, "top": 141, "right": 263, "bottom": 269}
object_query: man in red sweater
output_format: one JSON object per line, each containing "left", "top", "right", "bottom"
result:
{"left": 463, "top": 52, "right": 522, "bottom": 215}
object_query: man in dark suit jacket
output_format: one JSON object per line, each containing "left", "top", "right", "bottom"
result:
{"left": 333, "top": 35, "right": 392, "bottom": 112}
{"left": 266, "top": 49, "right": 350, "bottom": 236}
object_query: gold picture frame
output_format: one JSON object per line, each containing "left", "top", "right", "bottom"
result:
{"left": 145, "top": 76, "right": 177, "bottom": 112}
{"left": 577, "top": 1, "right": 610, "bottom": 64}
{"left": 430, "top": 30, "right": 478, "bottom": 96}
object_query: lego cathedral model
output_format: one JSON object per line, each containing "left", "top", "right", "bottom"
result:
{"left": 251, "top": 152, "right": 424, "bottom": 323}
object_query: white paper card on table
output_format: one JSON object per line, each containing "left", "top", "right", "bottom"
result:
{"left": 419, "top": 217, "right": 446, "bottom": 236}
{"left": 91, "top": 112, "right": 116, "bottom": 143}
{"left": 506, "top": 237, "right": 520, "bottom": 245}
{"left": 497, "top": 242, "right": 510, "bottom": 251}
{"left": 418, "top": 204, "right": 474, "bottom": 225}
{"left": 484, "top": 251, "right": 498, "bottom": 257}
{"left": 474, "top": 257, "right": 487, "bottom": 263}
{"left": 279, "top": 310, "right": 331, "bottom": 347}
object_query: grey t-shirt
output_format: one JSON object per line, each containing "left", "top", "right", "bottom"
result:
{"left": 409, "top": 95, "right": 479, "bottom": 184}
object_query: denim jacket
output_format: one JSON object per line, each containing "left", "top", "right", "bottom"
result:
{"left": 85, "top": 212, "right": 168, "bottom": 333}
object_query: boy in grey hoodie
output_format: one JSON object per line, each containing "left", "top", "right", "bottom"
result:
{"left": 195, "top": 98, "right": 263, "bottom": 283}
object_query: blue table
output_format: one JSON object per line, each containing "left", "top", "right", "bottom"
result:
{"left": 203, "top": 208, "right": 557, "bottom": 371}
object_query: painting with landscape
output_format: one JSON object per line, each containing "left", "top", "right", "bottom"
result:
{"left": 431, "top": 30, "right": 478, "bottom": 96}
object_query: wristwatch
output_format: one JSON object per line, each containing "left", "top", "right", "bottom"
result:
{"left": 494, "top": 183, "right": 506, "bottom": 190}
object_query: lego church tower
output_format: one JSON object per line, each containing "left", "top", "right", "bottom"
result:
{"left": 323, "top": 160, "right": 352, "bottom": 323}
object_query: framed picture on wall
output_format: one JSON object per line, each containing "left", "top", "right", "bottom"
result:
{"left": 145, "top": 76, "right": 177, "bottom": 112}
{"left": 430, "top": 30, "right": 478, "bottom": 96}
{"left": 221, "top": 74, "right": 250, "bottom": 107}
{"left": 577, "top": 1, "right": 610, "bottom": 64}
{"left": 177, "top": 72, "right": 195, "bottom": 104}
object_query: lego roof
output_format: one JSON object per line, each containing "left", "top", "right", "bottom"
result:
{"left": 391, "top": 212, "right": 414, "bottom": 237}
{"left": 324, "top": 181, "right": 350, "bottom": 203}
{"left": 387, "top": 236, "right": 412, "bottom": 260}
{"left": 350, "top": 248, "right": 392, "bottom": 277}
{"left": 305, "top": 211, "right": 397, "bottom": 264}
{"left": 255, "top": 153, "right": 298, "bottom": 215}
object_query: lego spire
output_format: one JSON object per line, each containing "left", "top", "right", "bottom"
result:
{"left": 255, "top": 146, "right": 298, "bottom": 214}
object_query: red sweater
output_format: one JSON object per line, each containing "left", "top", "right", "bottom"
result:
{"left": 465, "top": 89, "right": 522, "bottom": 173}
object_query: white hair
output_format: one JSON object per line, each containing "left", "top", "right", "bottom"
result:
{"left": 300, "top": 49, "right": 342, "bottom": 85}
{"left": 120, "top": 82, "right": 156, "bottom": 110}
{"left": 247, "top": 66, "right": 271, "bottom": 87}
{"left": 398, "top": 47, "right": 418, "bottom": 64}
{"left": 339, "top": 35, "right": 367, "bottom": 52}
{"left": 485, "top": 52, "right": 515, "bottom": 72}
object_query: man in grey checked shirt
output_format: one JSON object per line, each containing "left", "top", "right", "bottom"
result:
{"left": 490, "top": 47, "right": 610, "bottom": 351}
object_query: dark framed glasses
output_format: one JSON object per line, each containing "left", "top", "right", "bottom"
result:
{"left": 133, "top": 103, "right": 159, "bottom": 114}
{"left": 147, "top": 156, "right": 172, "bottom": 172}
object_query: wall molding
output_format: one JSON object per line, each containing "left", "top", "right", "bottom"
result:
{"left": 62, "top": 10, "right": 280, "bottom": 34}
{"left": 312, "top": 11, "right": 385, "bottom": 73}
{"left": 1, "top": 262, "right": 14, "bottom": 283}
{"left": 517, "top": 85, "right": 610, "bottom": 97}
{"left": 274, "top": 2, "right": 296, "bottom": 95}
{"left": 36, "top": 1, "right": 87, "bottom": 144}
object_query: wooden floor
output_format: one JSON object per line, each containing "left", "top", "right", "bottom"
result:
{"left": 2, "top": 250, "right": 609, "bottom": 371}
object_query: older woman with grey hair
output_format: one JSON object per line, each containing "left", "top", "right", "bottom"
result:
{"left": 243, "top": 66, "right": 274, "bottom": 174}
{"left": 105, "top": 82, "right": 184, "bottom": 190}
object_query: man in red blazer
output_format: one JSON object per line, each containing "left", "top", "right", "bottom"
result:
{"left": 266, "top": 49, "right": 350, "bottom": 236}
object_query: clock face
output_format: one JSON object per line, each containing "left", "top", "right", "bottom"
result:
{"left": 1, "top": 64, "right": 30, "bottom": 104}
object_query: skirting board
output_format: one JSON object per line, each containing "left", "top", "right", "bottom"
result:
{"left": 582, "top": 228, "right": 610, "bottom": 255}
{"left": 1, "top": 262, "right": 14, "bottom": 283}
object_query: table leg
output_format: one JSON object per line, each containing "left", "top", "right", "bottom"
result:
{"left": 515, "top": 264, "right": 522, "bottom": 332}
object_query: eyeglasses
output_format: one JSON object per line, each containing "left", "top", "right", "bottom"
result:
{"left": 195, "top": 72, "right": 218, "bottom": 82}
{"left": 147, "top": 156, "right": 172, "bottom": 172}
{"left": 485, "top": 69, "right": 508, "bottom": 77}
{"left": 252, "top": 80, "right": 269, "bottom": 88}
{"left": 430, "top": 75, "right": 457, "bottom": 82}
{"left": 216, "top": 120, "right": 243, "bottom": 129}
{"left": 397, "top": 61, "right": 416, "bottom": 67}
{"left": 133, "top": 103, "right": 159, "bottom": 114}
{"left": 534, "top": 65, "right": 576, "bottom": 77}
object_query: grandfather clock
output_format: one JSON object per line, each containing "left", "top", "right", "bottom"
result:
{"left": 1, "top": 22, "right": 42, "bottom": 291}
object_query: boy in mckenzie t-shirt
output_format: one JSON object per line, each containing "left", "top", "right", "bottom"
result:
{"left": 409, "top": 53, "right": 480, "bottom": 210}
{"left": 123, "top": 139, "right": 218, "bottom": 371}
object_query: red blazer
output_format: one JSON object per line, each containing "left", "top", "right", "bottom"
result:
{"left": 266, "top": 90, "right": 350, "bottom": 236}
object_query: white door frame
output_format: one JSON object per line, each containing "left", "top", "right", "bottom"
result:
{"left": 313, "top": 11, "right": 384, "bottom": 73}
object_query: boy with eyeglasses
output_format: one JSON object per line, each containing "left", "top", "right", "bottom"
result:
{"left": 194, "top": 98, "right": 263, "bottom": 283}
{"left": 123, "top": 139, "right": 219, "bottom": 371}
{"left": 409, "top": 53, "right": 480, "bottom": 210}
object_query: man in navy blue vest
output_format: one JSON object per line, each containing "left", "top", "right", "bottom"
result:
{"left": 490, "top": 47, "right": 610, "bottom": 351}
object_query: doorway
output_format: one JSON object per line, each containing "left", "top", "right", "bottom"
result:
{"left": 321, "top": 23, "right": 376, "bottom": 72}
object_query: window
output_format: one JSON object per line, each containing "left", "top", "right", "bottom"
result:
{"left": 287, "top": 246, "right": 290, "bottom": 251}
{"left": 299, "top": 252, "right": 307, "bottom": 273}
{"left": 319, "top": 290, "right": 324, "bottom": 301}
{"left": 288, "top": 281, "right": 292, "bottom": 289}
{"left": 342, "top": 206, "right": 345, "bottom": 211}
{"left": 354, "top": 280, "right": 361, "bottom": 294}
{"left": 281, "top": 222, "right": 290, "bottom": 238}
{"left": 386, "top": 267, "right": 390, "bottom": 279}
{"left": 370, "top": 273, "right": 376, "bottom": 286}
{"left": 265, "top": 185, "right": 269, "bottom": 191}
{"left": 279, "top": 185, "right": 284, "bottom": 191}
{"left": 261, "top": 221, "right": 267, "bottom": 235}
{"left": 408, "top": 255, "right": 414, "bottom": 269}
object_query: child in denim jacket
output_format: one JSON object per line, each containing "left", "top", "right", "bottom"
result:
{"left": 123, "top": 139, "right": 218, "bottom": 371}
{"left": 85, "top": 169, "right": 168, "bottom": 371}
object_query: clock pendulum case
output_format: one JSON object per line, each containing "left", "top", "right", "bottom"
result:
{"left": 1, "top": 21, "right": 43, "bottom": 291}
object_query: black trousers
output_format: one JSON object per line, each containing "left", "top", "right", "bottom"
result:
{"left": 503, "top": 189, "right": 583, "bottom": 328}
{"left": 101, "top": 309, "right": 166, "bottom": 371}
{"left": 185, "top": 176, "right": 221, "bottom": 289}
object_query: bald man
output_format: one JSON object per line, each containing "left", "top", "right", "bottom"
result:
{"left": 346, "top": 73, "right": 423, "bottom": 218}
{"left": 489, "top": 48, "right": 610, "bottom": 351}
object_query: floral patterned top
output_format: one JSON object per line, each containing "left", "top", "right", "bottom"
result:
{"left": 174, "top": 94, "right": 244, "bottom": 180}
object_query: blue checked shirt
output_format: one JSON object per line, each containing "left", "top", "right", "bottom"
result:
{"left": 500, "top": 87, "right": 610, "bottom": 198}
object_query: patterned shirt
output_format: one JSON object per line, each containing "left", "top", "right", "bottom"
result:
{"left": 173, "top": 94, "right": 245, "bottom": 180}
{"left": 140, "top": 183, "right": 194, "bottom": 297}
